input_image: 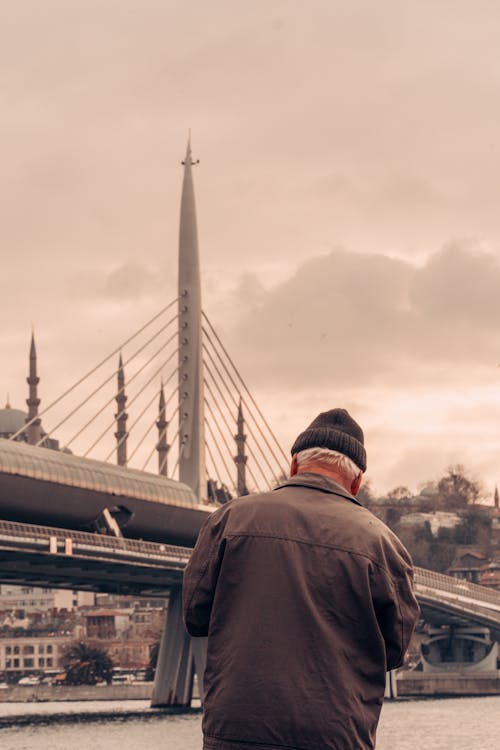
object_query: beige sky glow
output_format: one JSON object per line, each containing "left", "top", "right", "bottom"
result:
{"left": 1, "top": 1, "right": 500, "bottom": 496}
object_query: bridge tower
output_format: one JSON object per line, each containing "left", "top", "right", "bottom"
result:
{"left": 152, "top": 138, "right": 207, "bottom": 709}
{"left": 177, "top": 137, "right": 206, "bottom": 501}
{"left": 156, "top": 382, "right": 169, "bottom": 476}
{"left": 26, "top": 332, "right": 42, "bottom": 446}
{"left": 114, "top": 354, "right": 128, "bottom": 466}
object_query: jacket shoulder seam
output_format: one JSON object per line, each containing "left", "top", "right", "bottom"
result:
{"left": 224, "top": 531, "right": 392, "bottom": 575}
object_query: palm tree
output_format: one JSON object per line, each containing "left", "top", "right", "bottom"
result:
{"left": 62, "top": 641, "right": 113, "bottom": 685}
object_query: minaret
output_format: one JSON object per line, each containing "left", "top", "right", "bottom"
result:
{"left": 234, "top": 398, "right": 248, "bottom": 496}
{"left": 114, "top": 353, "right": 128, "bottom": 466}
{"left": 156, "top": 381, "right": 169, "bottom": 476}
{"left": 494, "top": 486, "right": 499, "bottom": 510}
{"left": 178, "top": 136, "right": 206, "bottom": 500}
{"left": 26, "top": 332, "right": 42, "bottom": 445}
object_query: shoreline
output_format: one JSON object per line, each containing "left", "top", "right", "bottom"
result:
{"left": 1, "top": 672, "right": 499, "bottom": 707}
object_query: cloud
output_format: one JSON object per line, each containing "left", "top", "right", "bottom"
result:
{"left": 410, "top": 241, "right": 500, "bottom": 326}
{"left": 220, "top": 241, "right": 500, "bottom": 388}
{"left": 68, "top": 261, "right": 166, "bottom": 301}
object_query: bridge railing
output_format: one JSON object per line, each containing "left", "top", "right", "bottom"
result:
{"left": 415, "top": 566, "right": 500, "bottom": 609}
{"left": 0, "top": 520, "right": 192, "bottom": 566}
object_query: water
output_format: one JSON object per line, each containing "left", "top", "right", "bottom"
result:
{"left": 0, "top": 697, "right": 498, "bottom": 749}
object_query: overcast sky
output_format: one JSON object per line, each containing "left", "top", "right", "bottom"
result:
{"left": 2, "top": 1, "right": 500, "bottom": 497}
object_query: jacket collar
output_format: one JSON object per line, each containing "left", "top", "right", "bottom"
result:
{"left": 274, "top": 472, "right": 363, "bottom": 507}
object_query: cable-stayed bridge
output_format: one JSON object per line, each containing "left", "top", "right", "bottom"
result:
{"left": 1, "top": 139, "right": 500, "bottom": 705}
{"left": 5, "top": 307, "right": 287, "bottom": 503}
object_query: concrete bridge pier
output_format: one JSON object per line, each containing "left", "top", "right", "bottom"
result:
{"left": 151, "top": 586, "right": 207, "bottom": 707}
{"left": 420, "top": 624, "right": 498, "bottom": 673}
{"left": 384, "top": 670, "right": 398, "bottom": 699}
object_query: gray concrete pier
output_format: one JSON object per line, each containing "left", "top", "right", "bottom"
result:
{"left": 397, "top": 670, "right": 500, "bottom": 697}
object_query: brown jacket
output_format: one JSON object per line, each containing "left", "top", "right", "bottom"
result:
{"left": 183, "top": 473, "right": 419, "bottom": 750}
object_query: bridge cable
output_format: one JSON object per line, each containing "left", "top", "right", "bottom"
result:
{"left": 203, "top": 366, "right": 269, "bottom": 490}
{"left": 202, "top": 312, "right": 289, "bottom": 466}
{"left": 201, "top": 336, "right": 285, "bottom": 480}
{"left": 105, "top": 365, "right": 180, "bottom": 463}
{"left": 77, "top": 338, "right": 179, "bottom": 455}
{"left": 202, "top": 329, "right": 287, "bottom": 479}
{"left": 203, "top": 344, "right": 281, "bottom": 486}
{"left": 34, "top": 314, "right": 179, "bottom": 447}
{"left": 10, "top": 297, "right": 179, "bottom": 441}
{"left": 204, "top": 421, "right": 229, "bottom": 493}
{"left": 128, "top": 372, "right": 180, "bottom": 465}
{"left": 139, "top": 401, "right": 180, "bottom": 472}
{"left": 202, "top": 356, "right": 279, "bottom": 487}
{"left": 203, "top": 393, "right": 238, "bottom": 478}
{"left": 157, "top": 412, "right": 178, "bottom": 476}
{"left": 203, "top": 406, "right": 238, "bottom": 494}
{"left": 203, "top": 372, "right": 267, "bottom": 491}
{"left": 169, "top": 415, "right": 188, "bottom": 480}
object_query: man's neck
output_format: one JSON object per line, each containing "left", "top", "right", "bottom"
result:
{"left": 296, "top": 464, "right": 352, "bottom": 493}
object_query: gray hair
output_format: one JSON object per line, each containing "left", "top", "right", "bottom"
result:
{"left": 296, "top": 447, "right": 362, "bottom": 481}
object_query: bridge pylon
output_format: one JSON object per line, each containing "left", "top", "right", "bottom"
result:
{"left": 152, "top": 138, "right": 207, "bottom": 708}
{"left": 177, "top": 136, "right": 206, "bottom": 503}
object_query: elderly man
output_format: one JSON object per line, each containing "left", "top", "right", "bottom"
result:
{"left": 183, "top": 409, "right": 419, "bottom": 750}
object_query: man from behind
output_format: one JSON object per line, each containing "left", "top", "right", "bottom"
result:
{"left": 183, "top": 409, "right": 419, "bottom": 750}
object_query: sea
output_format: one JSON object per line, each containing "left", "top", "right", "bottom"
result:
{"left": 0, "top": 697, "right": 499, "bottom": 750}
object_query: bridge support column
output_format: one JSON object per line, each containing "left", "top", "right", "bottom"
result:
{"left": 151, "top": 586, "right": 207, "bottom": 707}
{"left": 152, "top": 586, "right": 192, "bottom": 707}
{"left": 191, "top": 634, "right": 207, "bottom": 702}
{"left": 384, "top": 670, "right": 398, "bottom": 699}
{"left": 420, "top": 625, "right": 498, "bottom": 673}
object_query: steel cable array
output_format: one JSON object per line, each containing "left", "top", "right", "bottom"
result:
{"left": 9, "top": 298, "right": 287, "bottom": 499}
{"left": 201, "top": 312, "right": 289, "bottom": 496}
{"left": 9, "top": 299, "right": 180, "bottom": 443}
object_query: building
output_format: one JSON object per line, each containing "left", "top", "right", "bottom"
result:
{"left": 0, "top": 634, "right": 72, "bottom": 678}
{"left": 398, "top": 511, "right": 460, "bottom": 536}
{"left": 83, "top": 609, "right": 132, "bottom": 640}
{"left": 447, "top": 546, "right": 489, "bottom": 584}
{"left": 0, "top": 585, "right": 94, "bottom": 614}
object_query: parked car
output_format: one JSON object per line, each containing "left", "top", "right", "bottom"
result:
{"left": 17, "top": 676, "right": 40, "bottom": 686}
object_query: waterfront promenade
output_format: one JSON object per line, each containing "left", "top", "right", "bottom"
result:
{"left": 1, "top": 672, "right": 500, "bottom": 703}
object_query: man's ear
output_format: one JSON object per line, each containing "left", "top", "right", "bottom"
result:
{"left": 351, "top": 473, "right": 362, "bottom": 496}
{"left": 290, "top": 454, "right": 298, "bottom": 476}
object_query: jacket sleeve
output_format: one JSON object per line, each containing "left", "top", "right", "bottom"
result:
{"left": 371, "top": 540, "right": 420, "bottom": 671}
{"left": 182, "top": 508, "right": 227, "bottom": 637}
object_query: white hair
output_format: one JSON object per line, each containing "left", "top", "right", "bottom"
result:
{"left": 296, "top": 447, "right": 362, "bottom": 482}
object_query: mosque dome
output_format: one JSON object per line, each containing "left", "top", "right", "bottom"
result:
{"left": 0, "top": 404, "right": 28, "bottom": 438}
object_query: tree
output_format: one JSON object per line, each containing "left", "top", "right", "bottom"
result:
{"left": 387, "top": 486, "right": 412, "bottom": 502}
{"left": 62, "top": 642, "right": 113, "bottom": 685}
{"left": 435, "top": 465, "right": 483, "bottom": 510}
{"left": 396, "top": 522, "right": 450, "bottom": 572}
{"left": 454, "top": 505, "right": 492, "bottom": 546}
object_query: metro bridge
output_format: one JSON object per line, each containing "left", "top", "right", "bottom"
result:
{"left": 1, "top": 139, "right": 499, "bottom": 706}
{"left": 1, "top": 516, "right": 499, "bottom": 637}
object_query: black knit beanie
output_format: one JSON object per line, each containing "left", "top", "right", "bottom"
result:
{"left": 291, "top": 408, "right": 366, "bottom": 472}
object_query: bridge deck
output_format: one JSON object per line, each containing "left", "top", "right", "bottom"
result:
{"left": 0, "top": 519, "right": 191, "bottom": 596}
{"left": 1, "top": 520, "right": 500, "bottom": 630}
{"left": 414, "top": 567, "right": 500, "bottom": 635}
